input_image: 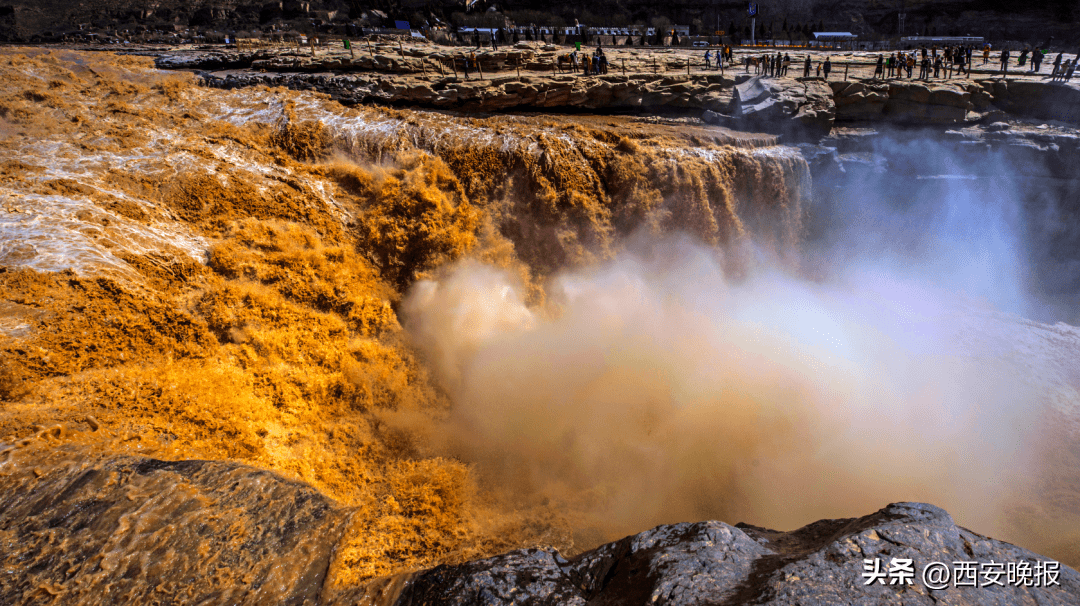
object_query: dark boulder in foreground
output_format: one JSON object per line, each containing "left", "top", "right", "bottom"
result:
{"left": 385, "top": 502, "right": 1080, "bottom": 606}
{"left": 0, "top": 444, "right": 350, "bottom": 606}
{"left": 2, "top": 444, "right": 1077, "bottom": 605}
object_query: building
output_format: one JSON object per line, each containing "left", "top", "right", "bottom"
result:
{"left": 899, "top": 35, "right": 984, "bottom": 49}
{"left": 810, "top": 32, "right": 858, "bottom": 49}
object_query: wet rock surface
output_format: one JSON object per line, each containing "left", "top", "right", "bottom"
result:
{"left": 379, "top": 502, "right": 1080, "bottom": 605}
{"left": 0, "top": 444, "right": 350, "bottom": 606}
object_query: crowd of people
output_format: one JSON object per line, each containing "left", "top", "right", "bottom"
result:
{"left": 456, "top": 36, "right": 1076, "bottom": 84}
{"left": 703, "top": 45, "right": 735, "bottom": 70}
{"left": 744, "top": 52, "right": 794, "bottom": 76}
{"left": 725, "top": 42, "right": 1077, "bottom": 83}
{"left": 554, "top": 47, "right": 612, "bottom": 74}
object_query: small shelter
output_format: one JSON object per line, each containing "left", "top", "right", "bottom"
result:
{"left": 810, "top": 32, "right": 857, "bottom": 49}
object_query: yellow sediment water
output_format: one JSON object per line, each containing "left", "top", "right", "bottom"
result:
{"left": 0, "top": 49, "right": 810, "bottom": 588}
{"left": 1, "top": 48, "right": 1077, "bottom": 597}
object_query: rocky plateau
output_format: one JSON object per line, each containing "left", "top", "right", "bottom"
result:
{"left": 157, "top": 47, "right": 1080, "bottom": 142}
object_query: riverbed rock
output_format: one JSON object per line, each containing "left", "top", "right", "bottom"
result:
{"left": 831, "top": 80, "right": 890, "bottom": 120}
{"left": 380, "top": 502, "right": 1080, "bottom": 605}
{"left": 0, "top": 444, "right": 350, "bottom": 606}
{"left": 732, "top": 76, "right": 835, "bottom": 140}
{"left": 883, "top": 81, "right": 972, "bottom": 124}
{"left": 987, "top": 78, "right": 1080, "bottom": 123}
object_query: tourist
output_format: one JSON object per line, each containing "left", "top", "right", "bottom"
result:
{"left": 704, "top": 49, "right": 711, "bottom": 70}
{"left": 1018, "top": 48, "right": 1028, "bottom": 68}
{"left": 983, "top": 44, "right": 991, "bottom": 65}
{"left": 1000, "top": 49, "right": 1010, "bottom": 75}
{"left": 823, "top": 57, "right": 831, "bottom": 80}
{"left": 875, "top": 54, "right": 884, "bottom": 78}
{"left": 473, "top": 30, "right": 481, "bottom": 50}
{"left": 462, "top": 53, "right": 471, "bottom": 79}
{"left": 1032, "top": 50, "right": 1043, "bottom": 72}
{"left": 783, "top": 53, "right": 791, "bottom": 76}
{"left": 886, "top": 54, "right": 894, "bottom": 78}
{"left": 1054, "top": 59, "right": 1071, "bottom": 82}
{"left": 1054, "top": 52, "right": 1063, "bottom": 76}
{"left": 920, "top": 56, "right": 930, "bottom": 79}
{"left": 1066, "top": 60, "right": 1076, "bottom": 83}
{"left": 804, "top": 55, "right": 811, "bottom": 78}
{"left": 907, "top": 53, "right": 915, "bottom": 78}
{"left": 955, "top": 51, "right": 967, "bottom": 77}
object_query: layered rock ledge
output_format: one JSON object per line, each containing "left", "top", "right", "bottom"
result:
{"left": 158, "top": 46, "right": 1080, "bottom": 137}
{"left": 189, "top": 67, "right": 1080, "bottom": 143}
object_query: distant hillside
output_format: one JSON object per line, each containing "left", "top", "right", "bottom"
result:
{"left": 0, "top": 0, "right": 1077, "bottom": 45}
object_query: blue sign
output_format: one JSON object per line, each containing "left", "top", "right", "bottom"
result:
{"left": 748, "top": 3, "right": 758, "bottom": 17}
{"left": 395, "top": 20, "right": 410, "bottom": 30}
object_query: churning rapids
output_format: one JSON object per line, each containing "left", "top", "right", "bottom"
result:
{"left": 0, "top": 49, "right": 1078, "bottom": 604}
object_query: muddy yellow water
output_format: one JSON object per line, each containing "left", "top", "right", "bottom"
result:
{"left": 0, "top": 48, "right": 820, "bottom": 593}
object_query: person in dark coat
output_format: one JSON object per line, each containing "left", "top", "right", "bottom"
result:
{"left": 803, "top": 55, "right": 811, "bottom": 78}
{"left": 823, "top": 57, "right": 831, "bottom": 79}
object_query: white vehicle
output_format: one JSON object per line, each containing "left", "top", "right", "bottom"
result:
{"left": 693, "top": 40, "right": 709, "bottom": 47}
